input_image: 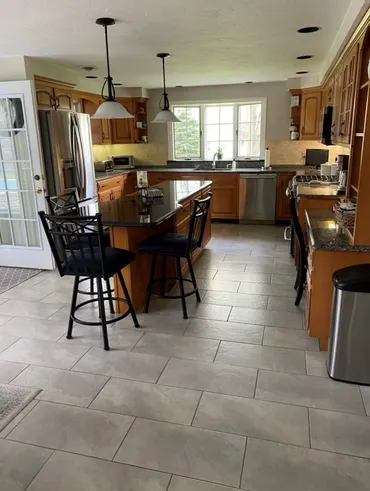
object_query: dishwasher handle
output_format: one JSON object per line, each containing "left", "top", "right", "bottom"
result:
{"left": 240, "top": 173, "right": 277, "bottom": 179}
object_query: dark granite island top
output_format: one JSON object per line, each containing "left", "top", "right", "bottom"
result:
{"left": 87, "top": 180, "right": 211, "bottom": 227}
{"left": 305, "top": 208, "right": 370, "bottom": 252}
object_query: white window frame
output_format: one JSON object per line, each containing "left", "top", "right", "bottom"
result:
{"left": 168, "top": 98, "right": 267, "bottom": 160}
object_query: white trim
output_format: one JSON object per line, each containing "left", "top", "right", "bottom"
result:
{"left": 169, "top": 98, "right": 267, "bottom": 160}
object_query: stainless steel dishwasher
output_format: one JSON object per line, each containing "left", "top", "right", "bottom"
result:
{"left": 239, "top": 173, "right": 277, "bottom": 223}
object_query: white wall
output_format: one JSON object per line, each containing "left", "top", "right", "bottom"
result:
{"left": 0, "top": 56, "right": 28, "bottom": 81}
{"left": 147, "top": 81, "right": 291, "bottom": 158}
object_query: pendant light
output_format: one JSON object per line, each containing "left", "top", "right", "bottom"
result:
{"left": 152, "top": 53, "right": 180, "bottom": 123}
{"left": 91, "top": 18, "right": 134, "bottom": 119}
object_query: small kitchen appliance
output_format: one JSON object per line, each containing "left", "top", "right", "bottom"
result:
{"left": 94, "top": 160, "right": 113, "bottom": 173}
{"left": 111, "top": 155, "right": 135, "bottom": 169}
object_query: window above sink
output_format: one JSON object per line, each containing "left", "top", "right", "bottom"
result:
{"left": 169, "top": 99, "right": 266, "bottom": 161}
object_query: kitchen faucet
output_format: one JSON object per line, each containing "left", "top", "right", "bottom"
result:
{"left": 212, "top": 153, "right": 218, "bottom": 169}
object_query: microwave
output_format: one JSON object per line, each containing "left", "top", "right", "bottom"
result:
{"left": 111, "top": 155, "right": 135, "bottom": 169}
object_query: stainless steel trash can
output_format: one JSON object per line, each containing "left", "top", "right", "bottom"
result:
{"left": 328, "top": 264, "right": 370, "bottom": 384}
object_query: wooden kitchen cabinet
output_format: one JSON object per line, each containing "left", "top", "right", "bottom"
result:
{"left": 97, "top": 173, "right": 137, "bottom": 202}
{"left": 300, "top": 89, "right": 322, "bottom": 140}
{"left": 80, "top": 97, "right": 103, "bottom": 145}
{"left": 206, "top": 173, "right": 238, "bottom": 219}
{"left": 275, "top": 172, "right": 295, "bottom": 221}
{"left": 337, "top": 43, "right": 358, "bottom": 144}
{"left": 34, "top": 76, "right": 74, "bottom": 111}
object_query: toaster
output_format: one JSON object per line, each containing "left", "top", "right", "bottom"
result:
{"left": 94, "top": 160, "right": 113, "bottom": 173}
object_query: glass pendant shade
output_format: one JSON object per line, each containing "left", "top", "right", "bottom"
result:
{"left": 91, "top": 101, "right": 134, "bottom": 119}
{"left": 152, "top": 53, "right": 180, "bottom": 124}
{"left": 152, "top": 109, "right": 180, "bottom": 123}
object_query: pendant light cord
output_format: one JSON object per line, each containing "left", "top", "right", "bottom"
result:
{"left": 102, "top": 22, "right": 115, "bottom": 101}
{"left": 161, "top": 56, "right": 170, "bottom": 110}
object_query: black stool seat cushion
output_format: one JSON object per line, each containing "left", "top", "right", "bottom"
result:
{"left": 65, "top": 247, "right": 135, "bottom": 278}
{"left": 139, "top": 232, "right": 188, "bottom": 256}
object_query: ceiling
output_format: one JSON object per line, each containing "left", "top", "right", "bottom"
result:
{"left": 0, "top": 0, "right": 360, "bottom": 88}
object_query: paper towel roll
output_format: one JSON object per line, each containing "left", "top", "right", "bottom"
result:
{"left": 264, "top": 148, "right": 271, "bottom": 169}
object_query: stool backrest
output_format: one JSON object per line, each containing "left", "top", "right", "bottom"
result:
{"left": 38, "top": 211, "right": 106, "bottom": 277}
{"left": 286, "top": 187, "right": 307, "bottom": 267}
{"left": 187, "top": 193, "right": 212, "bottom": 254}
{"left": 46, "top": 191, "right": 79, "bottom": 216}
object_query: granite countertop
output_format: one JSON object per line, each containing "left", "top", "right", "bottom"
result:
{"left": 297, "top": 183, "right": 342, "bottom": 199}
{"left": 95, "top": 164, "right": 307, "bottom": 181}
{"left": 305, "top": 208, "right": 370, "bottom": 252}
{"left": 84, "top": 180, "right": 211, "bottom": 227}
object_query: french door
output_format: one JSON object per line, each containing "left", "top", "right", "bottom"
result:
{"left": 0, "top": 81, "right": 53, "bottom": 269}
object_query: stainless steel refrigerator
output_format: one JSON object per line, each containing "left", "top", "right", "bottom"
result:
{"left": 38, "top": 111, "right": 96, "bottom": 202}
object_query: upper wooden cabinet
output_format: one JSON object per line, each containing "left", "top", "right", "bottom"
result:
{"left": 111, "top": 99, "right": 134, "bottom": 144}
{"left": 337, "top": 44, "right": 359, "bottom": 144}
{"left": 80, "top": 97, "right": 103, "bottom": 145}
{"left": 300, "top": 89, "right": 322, "bottom": 140}
{"left": 34, "top": 76, "right": 74, "bottom": 112}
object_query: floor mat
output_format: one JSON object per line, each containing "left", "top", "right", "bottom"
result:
{"left": 0, "top": 267, "right": 42, "bottom": 294}
{"left": 0, "top": 384, "right": 40, "bottom": 432}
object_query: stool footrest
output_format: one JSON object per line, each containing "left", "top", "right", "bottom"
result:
{"left": 71, "top": 296, "right": 133, "bottom": 326}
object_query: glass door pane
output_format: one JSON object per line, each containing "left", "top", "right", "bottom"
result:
{"left": 0, "top": 96, "right": 40, "bottom": 247}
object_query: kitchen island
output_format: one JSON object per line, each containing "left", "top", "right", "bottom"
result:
{"left": 305, "top": 208, "right": 370, "bottom": 350}
{"left": 86, "top": 180, "right": 212, "bottom": 312}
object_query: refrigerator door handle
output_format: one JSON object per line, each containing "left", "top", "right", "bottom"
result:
{"left": 71, "top": 114, "right": 84, "bottom": 198}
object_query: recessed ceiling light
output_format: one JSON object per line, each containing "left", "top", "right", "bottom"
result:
{"left": 296, "top": 55, "right": 313, "bottom": 60}
{"left": 245, "top": 81, "right": 253, "bottom": 84}
{"left": 298, "top": 26, "right": 320, "bottom": 34}
{"left": 296, "top": 71, "right": 309, "bottom": 75}
{"left": 85, "top": 75, "right": 98, "bottom": 79}
{"left": 80, "top": 66, "right": 97, "bottom": 72}
{"left": 113, "top": 83, "right": 123, "bottom": 86}
{"left": 175, "top": 85, "right": 183, "bottom": 88}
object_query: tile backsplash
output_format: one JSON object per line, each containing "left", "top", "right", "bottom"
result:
{"left": 93, "top": 140, "right": 350, "bottom": 167}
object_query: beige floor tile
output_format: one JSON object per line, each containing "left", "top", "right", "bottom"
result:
{"left": 242, "top": 438, "right": 370, "bottom": 491}
{"left": 0, "top": 334, "right": 19, "bottom": 353}
{"left": 12, "top": 365, "right": 108, "bottom": 407}
{"left": 0, "top": 285, "right": 51, "bottom": 302}
{"left": 0, "top": 360, "right": 27, "bottom": 383}
{"left": 187, "top": 303, "right": 232, "bottom": 321}
{"left": 185, "top": 319, "right": 263, "bottom": 344}
{"left": 0, "top": 338, "right": 89, "bottom": 370}
{"left": 0, "top": 300, "right": 64, "bottom": 320}
{"left": 0, "top": 439, "right": 52, "bottom": 491}
{"left": 8, "top": 401, "right": 134, "bottom": 459}
{"left": 202, "top": 291, "right": 268, "bottom": 309}
{"left": 263, "top": 327, "right": 319, "bottom": 351}
{"left": 194, "top": 278, "right": 241, "bottom": 293}
{"left": 158, "top": 358, "right": 257, "bottom": 398}
{"left": 47, "top": 303, "right": 121, "bottom": 323}
{"left": 72, "top": 347, "right": 169, "bottom": 383}
{"left": 1, "top": 317, "right": 67, "bottom": 342}
{"left": 39, "top": 289, "right": 75, "bottom": 304}
{"left": 193, "top": 392, "right": 309, "bottom": 447}
{"left": 224, "top": 254, "right": 274, "bottom": 265}
{"left": 169, "top": 476, "right": 238, "bottom": 491}
{"left": 214, "top": 270, "right": 272, "bottom": 283}
{"left": 245, "top": 263, "right": 296, "bottom": 275}
{"left": 60, "top": 324, "right": 144, "bottom": 350}
{"left": 310, "top": 408, "right": 370, "bottom": 458}
{"left": 0, "top": 400, "right": 39, "bottom": 439}
{"left": 133, "top": 333, "right": 219, "bottom": 361}
{"left": 27, "top": 451, "right": 170, "bottom": 491}
{"left": 115, "top": 418, "right": 246, "bottom": 487}
{"left": 306, "top": 351, "right": 328, "bottom": 377}
{"left": 216, "top": 341, "right": 306, "bottom": 374}
{"left": 91, "top": 377, "right": 201, "bottom": 425}
{"left": 115, "top": 313, "right": 190, "bottom": 335}
{"left": 238, "top": 281, "right": 296, "bottom": 297}
{"left": 229, "top": 306, "right": 303, "bottom": 329}
{"left": 267, "top": 296, "right": 304, "bottom": 313}
{"left": 188, "top": 269, "right": 217, "bottom": 280}
{"left": 256, "top": 370, "right": 365, "bottom": 414}
{"left": 271, "top": 273, "right": 296, "bottom": 286}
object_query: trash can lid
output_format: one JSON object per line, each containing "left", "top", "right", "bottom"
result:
{"left": 333, "top": 264, "right": 370, "bottom": 293}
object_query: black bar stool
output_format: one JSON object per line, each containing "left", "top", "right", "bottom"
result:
{"left": 286, "top": 188, "right": 307, "bottom": 306}
{"left": 138, "top": 193, "right": 212, "bottom": 319}
{"left": 46, "top": 192, "right": 114, "bottom": 311}
{"left": 39, "top": 211, "right": 140, "bottom": 350}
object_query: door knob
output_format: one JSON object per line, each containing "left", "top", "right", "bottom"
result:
{"left": 35, "top": 187, "right": 43, "bottom": 194}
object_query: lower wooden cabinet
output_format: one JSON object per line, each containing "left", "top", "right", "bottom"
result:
{"left": 97, "top": 174, "right": 136, "bottom": 202}
{"left": 275, "top": 172, "right": 295, "bottom": 221}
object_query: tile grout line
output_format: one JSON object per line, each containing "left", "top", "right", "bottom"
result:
{"left": 2, "top": 400, "right": 41, "bottom": 440}
{"left": 166, "top": 474, "right": 174, "bottom": 491}
{"left": 253, "top": 369, "right": 259, "bottom": 399}
{"left": 190, "top": 391, "right": 204, "bottom": 427}
{"left": 307, "top": 407, "right": 312, "bottom": 449}
{"left": 212, "top": 340, "right": 222, "bottom": 363}
{"left": 68, "top": 345, "right": 93, "bottom": 371}
{"left": 239, "top": 436, "right": 248, "bottom": 489}
{"left": 154, "top": 356, "right": 172, "bottom": 384}
{"left": 87, "top": 375, "right": 112, "bottom": 409}
{"left": 111, "top": 416, "right": 137, "bottom": 462}
{"left": 7, "top": 363, "right": 30, "bottom": 384}
{"left": 24, "top": 449, "right": 55, "bottom": 491}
